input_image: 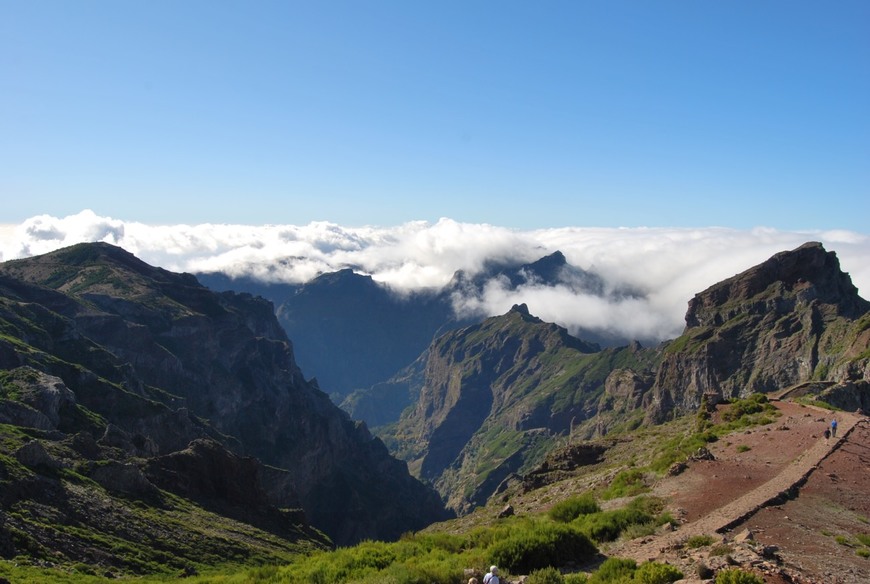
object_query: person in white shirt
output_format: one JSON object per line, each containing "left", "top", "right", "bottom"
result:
{"left": 484, "top": 566, "right": 500, "bottom": 584}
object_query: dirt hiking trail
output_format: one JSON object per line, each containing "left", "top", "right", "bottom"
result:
{"left": 607, "top": 400, "right": 867, "bottom": 582}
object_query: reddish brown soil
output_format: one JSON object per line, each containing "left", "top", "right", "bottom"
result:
{"left": 661, "top": 401, "right": 836, "bottom": 523}
{"left": 740, "top": 421, "right": 870, "bottom": 584}
{"left": 607, "top": 401, "right": 869, "bottom": 583}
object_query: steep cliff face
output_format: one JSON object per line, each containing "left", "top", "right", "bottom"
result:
{"left": 387, "top": 303, "right": 659, "bottom": 514}
{"left": 0, "top": 243, "right": 447, "bottom": 548}
{"left": 646, "top": 242, "right": 870, "bottom": 421}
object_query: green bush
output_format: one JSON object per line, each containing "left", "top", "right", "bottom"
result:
{"left": 685, "top": 535, "right": 715, "bottom": 549}
{"left": 855, "top": 533, "right": 870, "bottom": 546}
{"left": 856, "top": 548, "right": 870, "bottom": 558}
{"left": 564, "top": 573, "right": 589, "bottom": 584}
{"left": 834, "top": 535, "right": 851, "bottom": 546}
{"left": 714, "top": 568, "right": 763, "bottom": 584}
{"left": 721, "top": 394, "right": 771, "bottom": 422}
{"left": 489, "top": 523, "right": 597, "bottom": 574}
{"left": 602, "top": 469, "right": 648, "bottom": 500}
{"left": 587, "top": 557, "right": 636, "bottom": 583}
{"left": 575, "top": 507, "right": 653, "bottom": 543}
{"left": 527, "top": 566, "right": 565, "bottom": 584}
{"left": 548, "top": 494, "right": 600, "bottom": 523}
{"left": 634, "top": 561, "right": 683, "bottom": 584}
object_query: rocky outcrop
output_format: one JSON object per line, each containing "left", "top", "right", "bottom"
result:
{"left": 646, "top": 242, "right": 870, "bottom": 421}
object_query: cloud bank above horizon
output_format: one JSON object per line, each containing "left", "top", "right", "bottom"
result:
{"left": 2, "top": 210, "right": 869, "bottom": 344}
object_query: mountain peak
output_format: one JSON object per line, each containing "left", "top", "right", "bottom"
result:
{"left": 686, "top": 241, "right": 869, "bottom": 327}
{"left": 510, "top": 302, "right": 531, "bottom": 315}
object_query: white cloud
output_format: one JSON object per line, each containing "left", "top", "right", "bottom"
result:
{"left": 2, "top": 210, "right": 868, "bottom": 344}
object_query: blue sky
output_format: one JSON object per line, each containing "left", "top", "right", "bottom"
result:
{"left": 2, "top": 1, "right": 868, "bottom": 230}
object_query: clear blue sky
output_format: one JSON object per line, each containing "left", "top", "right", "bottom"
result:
{"left": 2, "top": 1, "right": 868, "bottom": 230}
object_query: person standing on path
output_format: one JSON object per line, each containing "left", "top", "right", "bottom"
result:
{"left": 831, "top": 418, "right": 838, "bottom": 437}
{"left": 484, "top": 566, "right": 500, "bottom": 584}
{"left": 824, "top": 427, "right": 830, "bottom": 441}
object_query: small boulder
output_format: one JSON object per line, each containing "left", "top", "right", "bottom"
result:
{"left": 15, "top": 440, "right": 61, "bottom": 470}
{"left": 733, "top": 529, "right": 754, "bottom": 543}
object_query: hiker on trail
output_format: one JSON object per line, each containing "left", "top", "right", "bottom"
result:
{"left": 469, "top": 578, "right": 479, "bottom": 584}
{"left": 824, "top": 428, "right": 830, "bottom": 441}
{"left": 484, "top": 565, "right": 500, "bottom": 584}
{"left": 831, "top": 419, "right": 838, "bottom": 437}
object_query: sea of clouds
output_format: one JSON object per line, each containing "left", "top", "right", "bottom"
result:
{"left": 2, "top": 210, "right": 869, "bottom": 344}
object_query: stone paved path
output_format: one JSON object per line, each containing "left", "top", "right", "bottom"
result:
{"left": 622, "top": 404, "right": 863, "bottom": 563}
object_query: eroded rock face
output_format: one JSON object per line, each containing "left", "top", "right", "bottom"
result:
{"left": 646, "top": 242, "right": 870, "bottom": 422}
{"left": 0, "top": 368, "right": 76, "bottom": 431}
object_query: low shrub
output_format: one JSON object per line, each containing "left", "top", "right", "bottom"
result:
{"left": 573, "top": 497, "right": 669, "bottom": 544}
{"left": 526, "top": 566, "right": 565, "bottom": 584}
{"left": 563, "top": 573, "right": 589, "bottom": 584}
{"left": 489, "top": 523, "right": 597, "bottom": 574}
{"left": 619, "top": 521, "right": 658, "bottom": 540}
{"left": 855, "top": 533, "right": 870, "bottom": 546}
{"left": 575, "top": 507, "right": 653, "bottom": 543}
{"left": 601, "top": 469, "right": 648, "bottom": 500}
{"left": 587, "top": 557, "right": 636, "bottom": 584}
{"left": 714, "top": 568, "right": 763, "bottom": 584}
{"left": 685, "top": 535, "right": 715, "bottom": 549}
{"left": 549, "top": 494, "right": 600, "bottom": 523}
{"left": 634, "top": 561, "right": 683, "bottom": 584}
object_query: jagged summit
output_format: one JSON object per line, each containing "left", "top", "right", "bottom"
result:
{"left": 647, "top": 241, "right": 870, "bottom": 422}
{"left": 687, "top": 241, "right": 869, "bottom": 327}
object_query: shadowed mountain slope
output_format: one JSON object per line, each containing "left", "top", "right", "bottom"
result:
{"left": 0, "top": 243, "right": 448, "bottom": 559}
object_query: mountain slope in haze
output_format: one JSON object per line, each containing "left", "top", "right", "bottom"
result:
{"left": 197, "top": 251, "right": 642, "bottom": 406}
{"left": 0, "top": 243, "right": 448, "bottom": 557}
{"left": 197, "top": 268, "right": 463, "bottom": 400}
{"left": 382, "top": 303, "right": 660, "bottom": 514}
{"left": 380, "top": 242, "right": 870, "bottom": 514}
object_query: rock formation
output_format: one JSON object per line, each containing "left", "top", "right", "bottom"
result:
{"left": 645, "top": 241, "right": 870, "bottom": 421}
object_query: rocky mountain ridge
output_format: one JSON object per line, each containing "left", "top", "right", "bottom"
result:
{"left": 0, "top": 243, "right": 447, "bottom": 561}
{"left": 647, "top": 241, "right": 870, "bottom": 421}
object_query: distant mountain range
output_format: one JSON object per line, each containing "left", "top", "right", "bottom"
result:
{"left": 1, "top": 240, "right": 868, "bottom": 575}
{"left": 197, "top": 250, "right": 643, "bottom": 404}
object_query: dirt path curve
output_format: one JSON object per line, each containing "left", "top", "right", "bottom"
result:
{"left": 622, "top": 403, "right": 863, "bottom": 563}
